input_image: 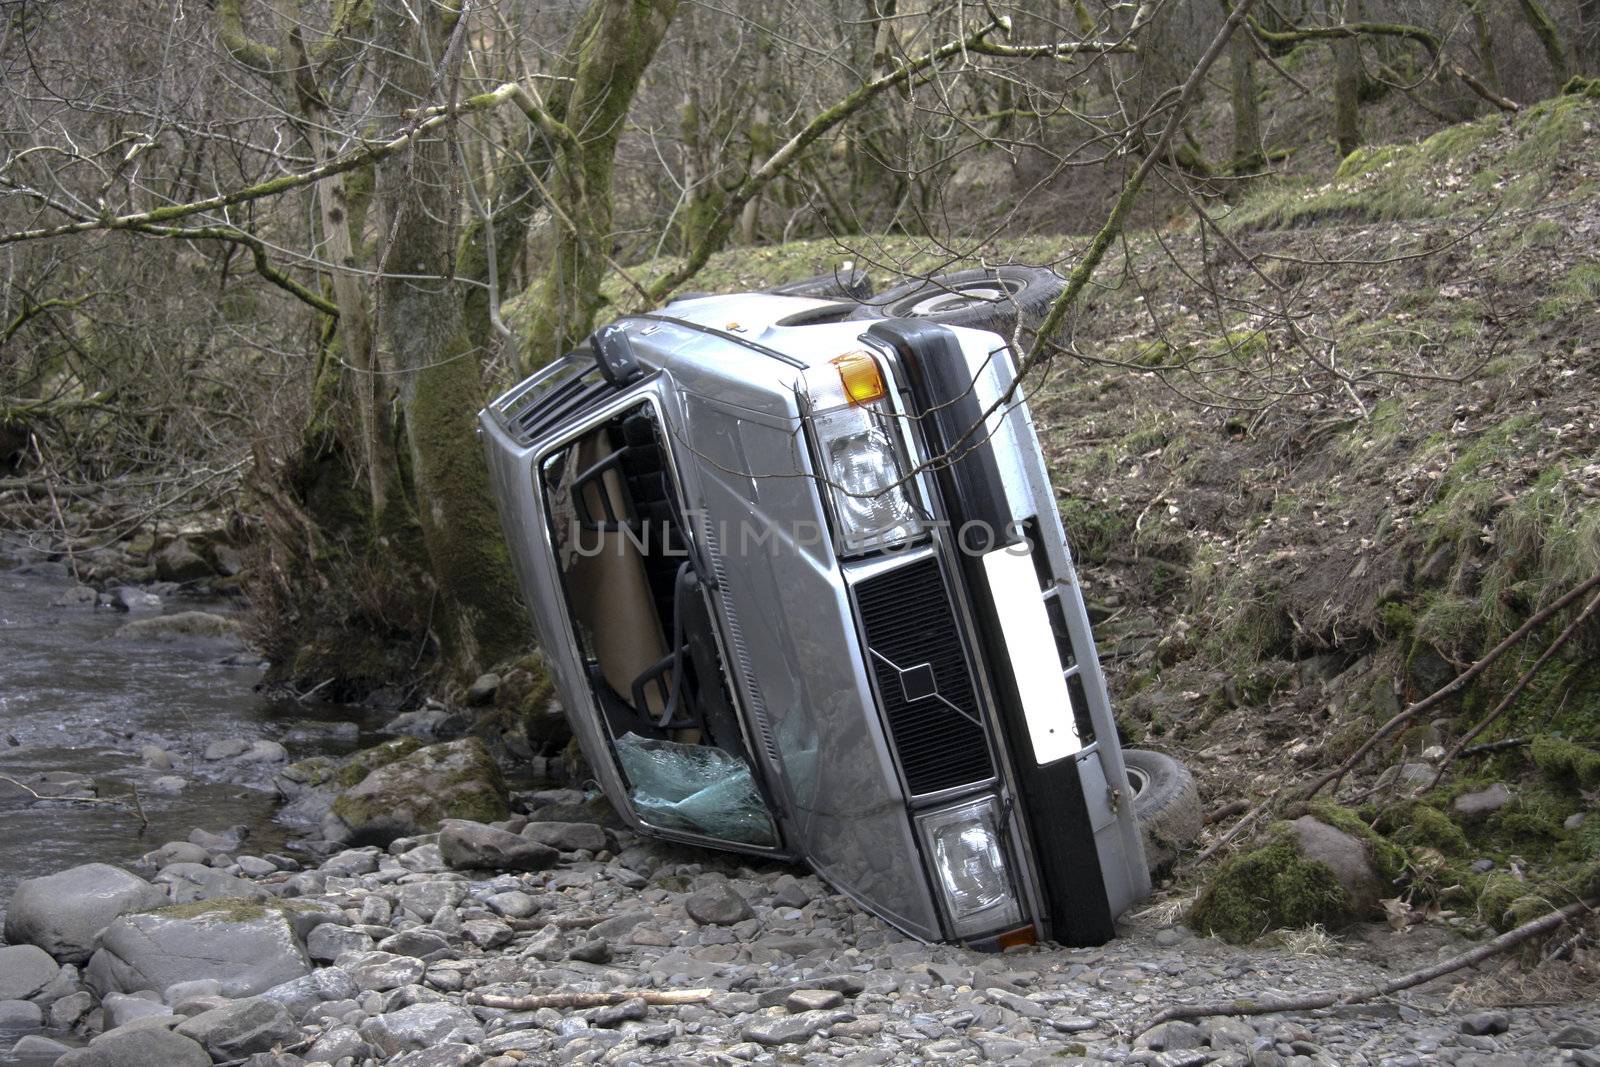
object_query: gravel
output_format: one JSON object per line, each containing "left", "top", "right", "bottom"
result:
{"left": 6, "top": 817, "right": 1600, "bottom": 1066}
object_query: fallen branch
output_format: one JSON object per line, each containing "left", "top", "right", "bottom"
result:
{"left": 467, "top": 988, "right": 714, "bottom": 1011}
{"left": 1303, "top": 570, "right": 1600, "bottom": 800}
{"left": 1137, "top": 896, "right": 1598, "bottom": 1034}
{"left": 1427, "top": 588, "right": 1600, "bottom": 789}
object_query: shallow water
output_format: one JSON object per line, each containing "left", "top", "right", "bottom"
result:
{"left": 0, "top": 559, "right": 380, "bottom": 918}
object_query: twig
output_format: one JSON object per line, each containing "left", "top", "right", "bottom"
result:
{"left": 1304, "top": 571, "right": 1600, "bottom": 800}
{"left": 1137, "top": 896, "right": 1598, "bottom": 1034}
{"left": 1186, "top": 796, "right": 1271, "bottom": 870}
{"left": 1427, "top": 589, "right": 1600, "bottom": 789}
{"left": 467, "top": 988, "right": 714, "bottom": 1010}
{"left": 1458, "top": 736, "right": 1528, "bottom": 758}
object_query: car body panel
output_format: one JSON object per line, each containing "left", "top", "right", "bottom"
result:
{"left": 479, "top": 292, "right": 1150, "bottom": 946}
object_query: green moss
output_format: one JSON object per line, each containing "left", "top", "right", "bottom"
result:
{"left": 1531, "top": 736, "right": 1600, "bottom": 792}
{"left": 146, "top": 897, "right": 329, "bottom": 922}
{"left": 1413, "top": 595, "right": 1485, "bottom": 662}
{"left": 336, "top": 736, "right": 424, "bottom": 788}
{"left": 1519, "top": 218, "right": 1564, "bottom": 248}
{"left": 1377, "top": 802, "right": 1470, "bottom": 856}
{"left": 1188, "top": 830, "right": 1353, "bottom": 944}
{"left": 1307, "top": 802, "right": 1409, "bottom": 884}
{"left": 1376, "top": 600, "right": 1417, "bottom": 638}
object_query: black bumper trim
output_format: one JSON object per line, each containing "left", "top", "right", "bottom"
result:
{"left": 866, "top": 319, "right": 1116, "bottom": 947}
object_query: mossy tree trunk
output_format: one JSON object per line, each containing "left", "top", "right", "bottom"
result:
{"left": 1515, "top": 0, "right": 1572, "bottom": 85}
{"left": 1332, "top": 37, "right": 1362, "bottom": 157}
{"left": 1225, "top": 1, "right": 1264, "bottom": 171}
{"left": 371, "top": 0, "right": 528, "bottom": 678}
{"left": 518, "top": 0, "right": 681, "bottom": 372}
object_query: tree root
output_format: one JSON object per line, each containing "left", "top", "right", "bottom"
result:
{"left": 1135, "top": 897, "right": 1597, "bottom": 1036}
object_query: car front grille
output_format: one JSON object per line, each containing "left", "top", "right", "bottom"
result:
{"left": 854, "top": 556, "right": 994, "bottom": 796}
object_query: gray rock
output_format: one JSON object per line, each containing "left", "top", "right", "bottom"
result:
{"left": 1553, "top": 1024, "right": 1600, "bottom": 1048}
{"left": 115, "top": 611, "right": 243, "bottom": 644}
{"left": 1453, "top": 783, "right": 1512, "bottom": 819}
{"left": 238, "top": 740, "right": 288, "bottom": 763}
{"left": 144, "top": 841, "right": 209, "bottom": 867}
{"left": 204, "top": 738, "right": 254, "bottom": 760}
{"left": 1460, "top": 1011, "right": 1510, "bottom": 1036}
{"left": 163, "top": 979, "right": 223, "bottom": 1005}
{"left": 319, "top": 848, "right": 381, "bottom": 876}
{"left": 101, "top": 992, "right": 172, "bottom": 1029}
{"left": 1141, "top": 1020, "right": 1206, "bottom": 1052}
{"left": 438, "top": 819, "right": 558, "bottom": 872}
{"left": 463, "top": 918, "right": 514, "bottom": 949}
{"left": 1153, "top": 1052, "right": 1212, "bottom": 1067}
{"left": 51, "top": 583, "right": 99, "bottom": 607}
{"left": 376, "top": 929, "right": 454, "bottom": 961}
{"left": 685, "top": 884, "right": 754, "bottom": 926}
{"left": 155, "top": 540, "right": 213, "bottom": 582}
{"left": 567, "top": 938, "right": 610, "bottom": 964}
{"left": 4, "top": 864, "right": 168, "bottom": 965}
{"left": 589, "top": 998, "right": 646, "bottom": 1027}
{"left": 175, "top": 997, "right": 298, "bottom": 1060}
{"left": 1286, "top": 816, "right": 1383, "bottom": 917}
{"left": 10, "top": 1035, "right": 71, "bottom": 1058}
{"left": 138, "top": 745, "right": 175, "bottom": 769}
{"left": 154, "top": 862, "right": 269, "bottom": 904}
{"left": 329, "top": 738, "right": 508, "bottom": 844}
{"left": 111, "top": 587, "right": 162, "bottom": 613}
{"left": 0, "top": 945, "right": 58, "bottom": 1000}
{"left": 389, "top": 1043, "right": 482, "bottom": 1067}
{"left": 984, "top": 987, "right": 1047, "bottom": 1019}
{"left": 786, "top": 988, "right": 844, "bottom": 1012}
{"left": 258, "top": 968, "right": 359, "bottom": 1019}
{"left": 0, "top": 998, "right": 44, "bottom": 1030}
{"left": 49, "top": 991, "right": 95, "bottom": 1029}
{"left": 308, "top": 923, "right": 373, "bottom": 962}
{"left": 486, "top": 890, "right": 539, "bottom": 919}
{"left": 465, "top": 673, "right": 500, "bottom": 706}
{"left": 359, "top": 1002, "right": 484, "bottom": 1055}
{"left": 307, "top": 1026, "right": 368, "bottom": 1062}
{"left": 149, "top": 775, "right": 188, "bottom": 795}
{"left": 772, "top": 874, "right": 811, "bottom": 909}
{"left": 84, "top": 903, "right": 310, "bottom": 998}
{"left": 742, "top": 1009, "right": 853, "bottom": 1046}
{"left": 520, "top": 821, "right": 608, "bottom": 853}
{"left": 55, "top": 1026, "right": 211, "bottom": 1067}
{"left": 188, "top": 826, "right": 247, "bottom": 851}
{"left": 346, "top": 951, "right": 426, "bottom": 992}
{"left": 395, "top": 880, "right": 467, "bottom": 922}
{"left": 235, "top": 856, "right": 278, "bottom": 878}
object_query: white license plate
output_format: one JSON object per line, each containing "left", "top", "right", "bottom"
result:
{"left": 982, "top": 548, "right": 1081, "bottom": 765}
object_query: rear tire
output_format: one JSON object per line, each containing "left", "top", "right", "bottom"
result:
{"left": 846, "top": 266, "right": 1065, "bottom": 336}
{"left": 1123, "top": 748, "right": 1202, "bottom": 879}
{"left": 765, "top": 268, "right": 874, "bottom": 301}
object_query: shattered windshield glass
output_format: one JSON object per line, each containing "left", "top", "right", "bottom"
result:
{"left": 614, "top": 733, "right": 778, "bottom": 846}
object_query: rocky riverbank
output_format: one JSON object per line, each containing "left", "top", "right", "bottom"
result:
{"left": 4, "top": 795, "right": 1600, "bottom": 1067}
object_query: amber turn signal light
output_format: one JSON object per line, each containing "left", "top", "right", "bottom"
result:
{"left": 831, "top": 350, "right": 886, "bottom": 405}
{"left": 995, "top": 924, "right": 1038, "bottom": 950}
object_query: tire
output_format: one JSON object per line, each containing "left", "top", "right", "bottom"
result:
{"left": 845, "top": 266, "right": 1065, "bottom": 336}
{"left": 1123, "top": 748, "right": 1202, "bottom": 879}
{"left": 765, "top": 268, "right": 874, "bottom": 301}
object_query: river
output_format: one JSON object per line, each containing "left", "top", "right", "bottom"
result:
{"left": 0, "top": 551, "right": 382, "bottom": 921}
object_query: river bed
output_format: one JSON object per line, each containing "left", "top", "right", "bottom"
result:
{"left": 0, "top": 554, "right": 382, "bottom": 920}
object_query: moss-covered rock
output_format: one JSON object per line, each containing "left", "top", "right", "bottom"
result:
{"left": 1531, "top": 735, "right": 1600, "bottom": 792}
{"left": 334, "top": 736, "right": 425, "bottom": 789}
{"left": 1376, "top": 801, "right": 1470, "bottom": 856}
{"left": 330, "top": 737, "right": 508, "bottom": 845}
{"left": 1188, "top": 814, "right": 1390, "bottom": 944}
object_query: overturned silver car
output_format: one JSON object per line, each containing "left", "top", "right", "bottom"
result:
{"left": 480, "top": 272, "right": 1193, "bottom": 947}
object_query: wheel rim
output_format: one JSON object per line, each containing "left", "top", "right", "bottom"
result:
{"left": 898, "top": 278, "right": 1024, "bottom": 317}
{"left": 1124, "top": 764, "right": 1150, "bottom": 799}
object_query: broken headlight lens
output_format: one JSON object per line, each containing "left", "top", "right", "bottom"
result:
{"left": 917, "top": 796, "right": 1024, "bottom": 939}
{"left": 810, "top": 402, "right": 923, "bottom": 555}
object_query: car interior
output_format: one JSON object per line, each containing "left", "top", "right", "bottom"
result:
{"left": 539, "top": 402, "right": 778, "bottom": 846}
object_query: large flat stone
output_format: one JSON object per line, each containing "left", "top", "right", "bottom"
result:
{"left": 84, "top": 901, "right": 310, "bottom": 998}
{"left": 5, "top": 863, "right": 168, "bottom": 965}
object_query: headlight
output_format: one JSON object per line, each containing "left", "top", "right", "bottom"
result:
{"left": 806, "top": 351, "right": 923, "bottom": 555}
{"left": 916, "top": 796, "right": 1024, "bottom": 938}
